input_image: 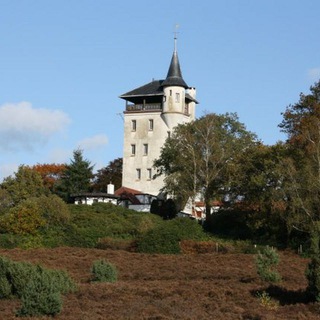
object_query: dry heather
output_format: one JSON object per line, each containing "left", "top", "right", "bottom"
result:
{"left": 0, "top": 247, "right": 319, "bottom": 319}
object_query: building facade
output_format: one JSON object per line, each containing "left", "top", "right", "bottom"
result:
{"left": 120, "top": 39, "right": 198, "bottom": 197}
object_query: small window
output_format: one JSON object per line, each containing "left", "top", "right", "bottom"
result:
{"left": 170, "top": 90, "right": 172, "bottom": 96}
{"left": 143, "top": 144, "right": 148, "bottom": 155}
{"left": 136, "top": 168, "right": 141, "bottom": 180}
{"left": 184, "top": 104, "right": 189, "bottom": 114}
{"left": 131, "top": 120, "right": 136, "bottom": 131}
{"left": 148, "top": 119, "right": 154, "bottom": 131}
{"left": 167, "top": 131, "right": 171, "bottom": 138}
{"left": 131, "top": 144, "right": 136, "bottom": 156}
{"left": 175, "top": 93, "right": 180, "bottom": 102}
{"left": 147, "top": 168, "right": 152, "bottom": 180}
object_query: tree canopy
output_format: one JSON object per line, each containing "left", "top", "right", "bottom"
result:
{"left": 154, "top": 112, "right": 258, "bottom": 217}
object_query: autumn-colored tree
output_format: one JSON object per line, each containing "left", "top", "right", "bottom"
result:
{"left": 0, "top": 199, "right": 45, "bottom": 235}
{"left": 93, "top": 158, "right": 122, "bottom": 192}
{"left": 31, "top": 164, "right": 66, "bottom": 191}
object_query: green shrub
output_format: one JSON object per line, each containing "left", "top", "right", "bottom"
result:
{"left": 0, "top": 255, "right": 76, "bottom": 316}
{"left": 91, "top": 259, "right": 117, "bottom": 283}
{"left": 0, "top": 276, "right": 12, "bottom": 298}
{"left": 137, "top": 217, "right": 207, "bottom": 254}
{"left": 17, "top": 270, "right": 63, "bottom": 317}
{"left": 137, "top": 225, "right": 181, "bottom": 254}
{"left": 255, "top": 247, "right": 281, "bottom": 283}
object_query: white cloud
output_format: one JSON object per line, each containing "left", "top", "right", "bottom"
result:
{"left": 0, "top": 163, "right": 19, "bottom": 181}
{"left": 307, "top": 68, "right": 320, "bottom": 82}
{"left": 0, "top": 101, "right": 71, "bottom": 151}
{"left": 77, "top": 134, "right": 108, "bottom": 150}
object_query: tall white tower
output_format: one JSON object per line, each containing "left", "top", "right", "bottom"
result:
{"left": 120, "top": 38, "right": 198, "bottom": 197}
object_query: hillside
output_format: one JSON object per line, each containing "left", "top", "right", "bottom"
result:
{"left": 0, "top": 247, "right": 318, "bottom": 319}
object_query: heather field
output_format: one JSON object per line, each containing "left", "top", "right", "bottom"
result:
{"left": 0, "top": 247, "right": 318, "bottom": 319}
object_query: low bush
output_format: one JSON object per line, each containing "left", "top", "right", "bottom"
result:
{"left": 91, "top": 259, "right": 118, "bottom": 283}
{"left": 255, "top": 247, "right": 281, "bottom": 283}
{"left": 0, "top": 255, "right": 76, "bottom": 317}
{"left": 137, "top": 218, "right": 208, "bottom": 254}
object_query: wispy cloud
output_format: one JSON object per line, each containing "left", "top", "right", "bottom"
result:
{"left": 307, "top": 67, "right": 320, "bottom": 82}
{"left": 77, "top": 134, "right": 108, "bottom": 150}
{"left": 0, "top": 102, "right": 71, "bottom": 152}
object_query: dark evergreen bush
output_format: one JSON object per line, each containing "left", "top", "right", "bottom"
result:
{"left": 91, "top": 259, "right": 117, "bottom": 283}
{"left": 306, "top": 256, "right": 320, "bottom": 301}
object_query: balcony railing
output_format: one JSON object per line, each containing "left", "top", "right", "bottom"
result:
{"left": 126, "top": 103, "right": 162, "bottom": 112}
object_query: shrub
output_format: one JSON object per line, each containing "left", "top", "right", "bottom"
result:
{"left": 91, "top": 259, "right": 118, "bottom": 283}
{"left": 96, "top": 237, "right": 136, "bottom": 251}
{"left": 306, "top": 255, "right": 320, "bottom": 301}
{"left": 0, "top": 276, "right": 12, "bottom": 298}
{"left": 0, "top": 255, "right": 76, "bottom": 316}
{"left": 18, "top": 270, "right": 63, "bottom": 317}
{"left": 137, "top": 218, "right": 207, "bottom": 254}
{"left": 255, "top": 247, "right": 281, "bottom": 283}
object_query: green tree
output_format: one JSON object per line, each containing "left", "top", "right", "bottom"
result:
{"left": 226, "top": 142, "right": 289, "bottom": 244}
{"left": 154, "top": 112, "right": 257, "bottom": 219}
{"left": 93, "top": 157, "right": 122, "bottom": 192}
{"left": 56, "top": 149, "right": 94, "bottom": 202}
{"left": 1, "top": 166, "right": 47, "bottom": 206}
{"left": 279, "top": 80, "right": 320, "bottom": 300}
{"left": 279, "top": 80, "right": 320, "bottom": 244}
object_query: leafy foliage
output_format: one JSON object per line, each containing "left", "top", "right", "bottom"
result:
{"left": 91, "top": 260, "right": 118, "bottom": 283}
{"left": 93, "top": 157, "right": 122, "bottom": 192}
{"left": 154, "top": 112, "right": 257, "bottom": 218}
{"left": 137, "top": 218, "right": 208, "bottom": 254}
{"left": 0, "top": 255, "right": 76, "bottom": 317}
{"left": 31, "top": 163, "right": 66, "bottom": 192}
{"left": 1, "top": 166, "right": 47, "bottom": 206}
{"left": 0, "top": 199, "right": 45, "bottom": 235}
{"left": 255, "top": 247, "right": 281, "bottom": 283}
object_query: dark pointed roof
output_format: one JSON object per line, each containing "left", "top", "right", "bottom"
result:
{"left": 161, "top": 50, "right": 188, "bottom": 88}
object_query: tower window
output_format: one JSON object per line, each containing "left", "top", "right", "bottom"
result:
{"left": 175, "top": 93, "right": 180, "bottom": 102}
{"left": 147, "top": 168, "right": 152, "bottom": 180}
{"left": 136, "top": 168, "right": 141, "bottom": 180}
{"left": 143, "top": 144, "right": 148, "bottom": 155}
{"left": 131, "top": 144, "right": 136, "bottom": 156}
{"left": 131, "top": 120, "right": 136, "bottom": 131}
{"left": 170, "top": 90, "right": 172, "bottom": 96}
{"left": 148, "top": 119, "right": 154, "bottom": 131}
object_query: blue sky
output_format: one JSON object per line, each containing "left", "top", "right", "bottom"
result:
{"left": 1, "top": 0, "right": 319, "bottom": 181}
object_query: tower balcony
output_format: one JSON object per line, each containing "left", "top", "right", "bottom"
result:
{"left": 125, "top": 103, "right": 163, "bottom": 112}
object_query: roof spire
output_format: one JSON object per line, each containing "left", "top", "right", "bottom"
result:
{"left": 162, "top": 25, "right": 188, "bottom": 88}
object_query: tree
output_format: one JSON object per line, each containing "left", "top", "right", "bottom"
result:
{"left": 154, "top": 112, "right": 257, "bottom": 218}
{"left": 279, "top": 80, "right": 320, "bottom": 244}
{"left": 93, "top": 158, "right": 122, "bottom": 192}
{"left": 30, "top": 164, "right": 66, "bottom": 192}
{"left": 279, "top": 80, "right": 320, "bottom": 301}
{"left": 56, "top": 149, "right": 94, "bottom": 202}
{"left": 1, "top": 166, "right": 47, "bottom": 206}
